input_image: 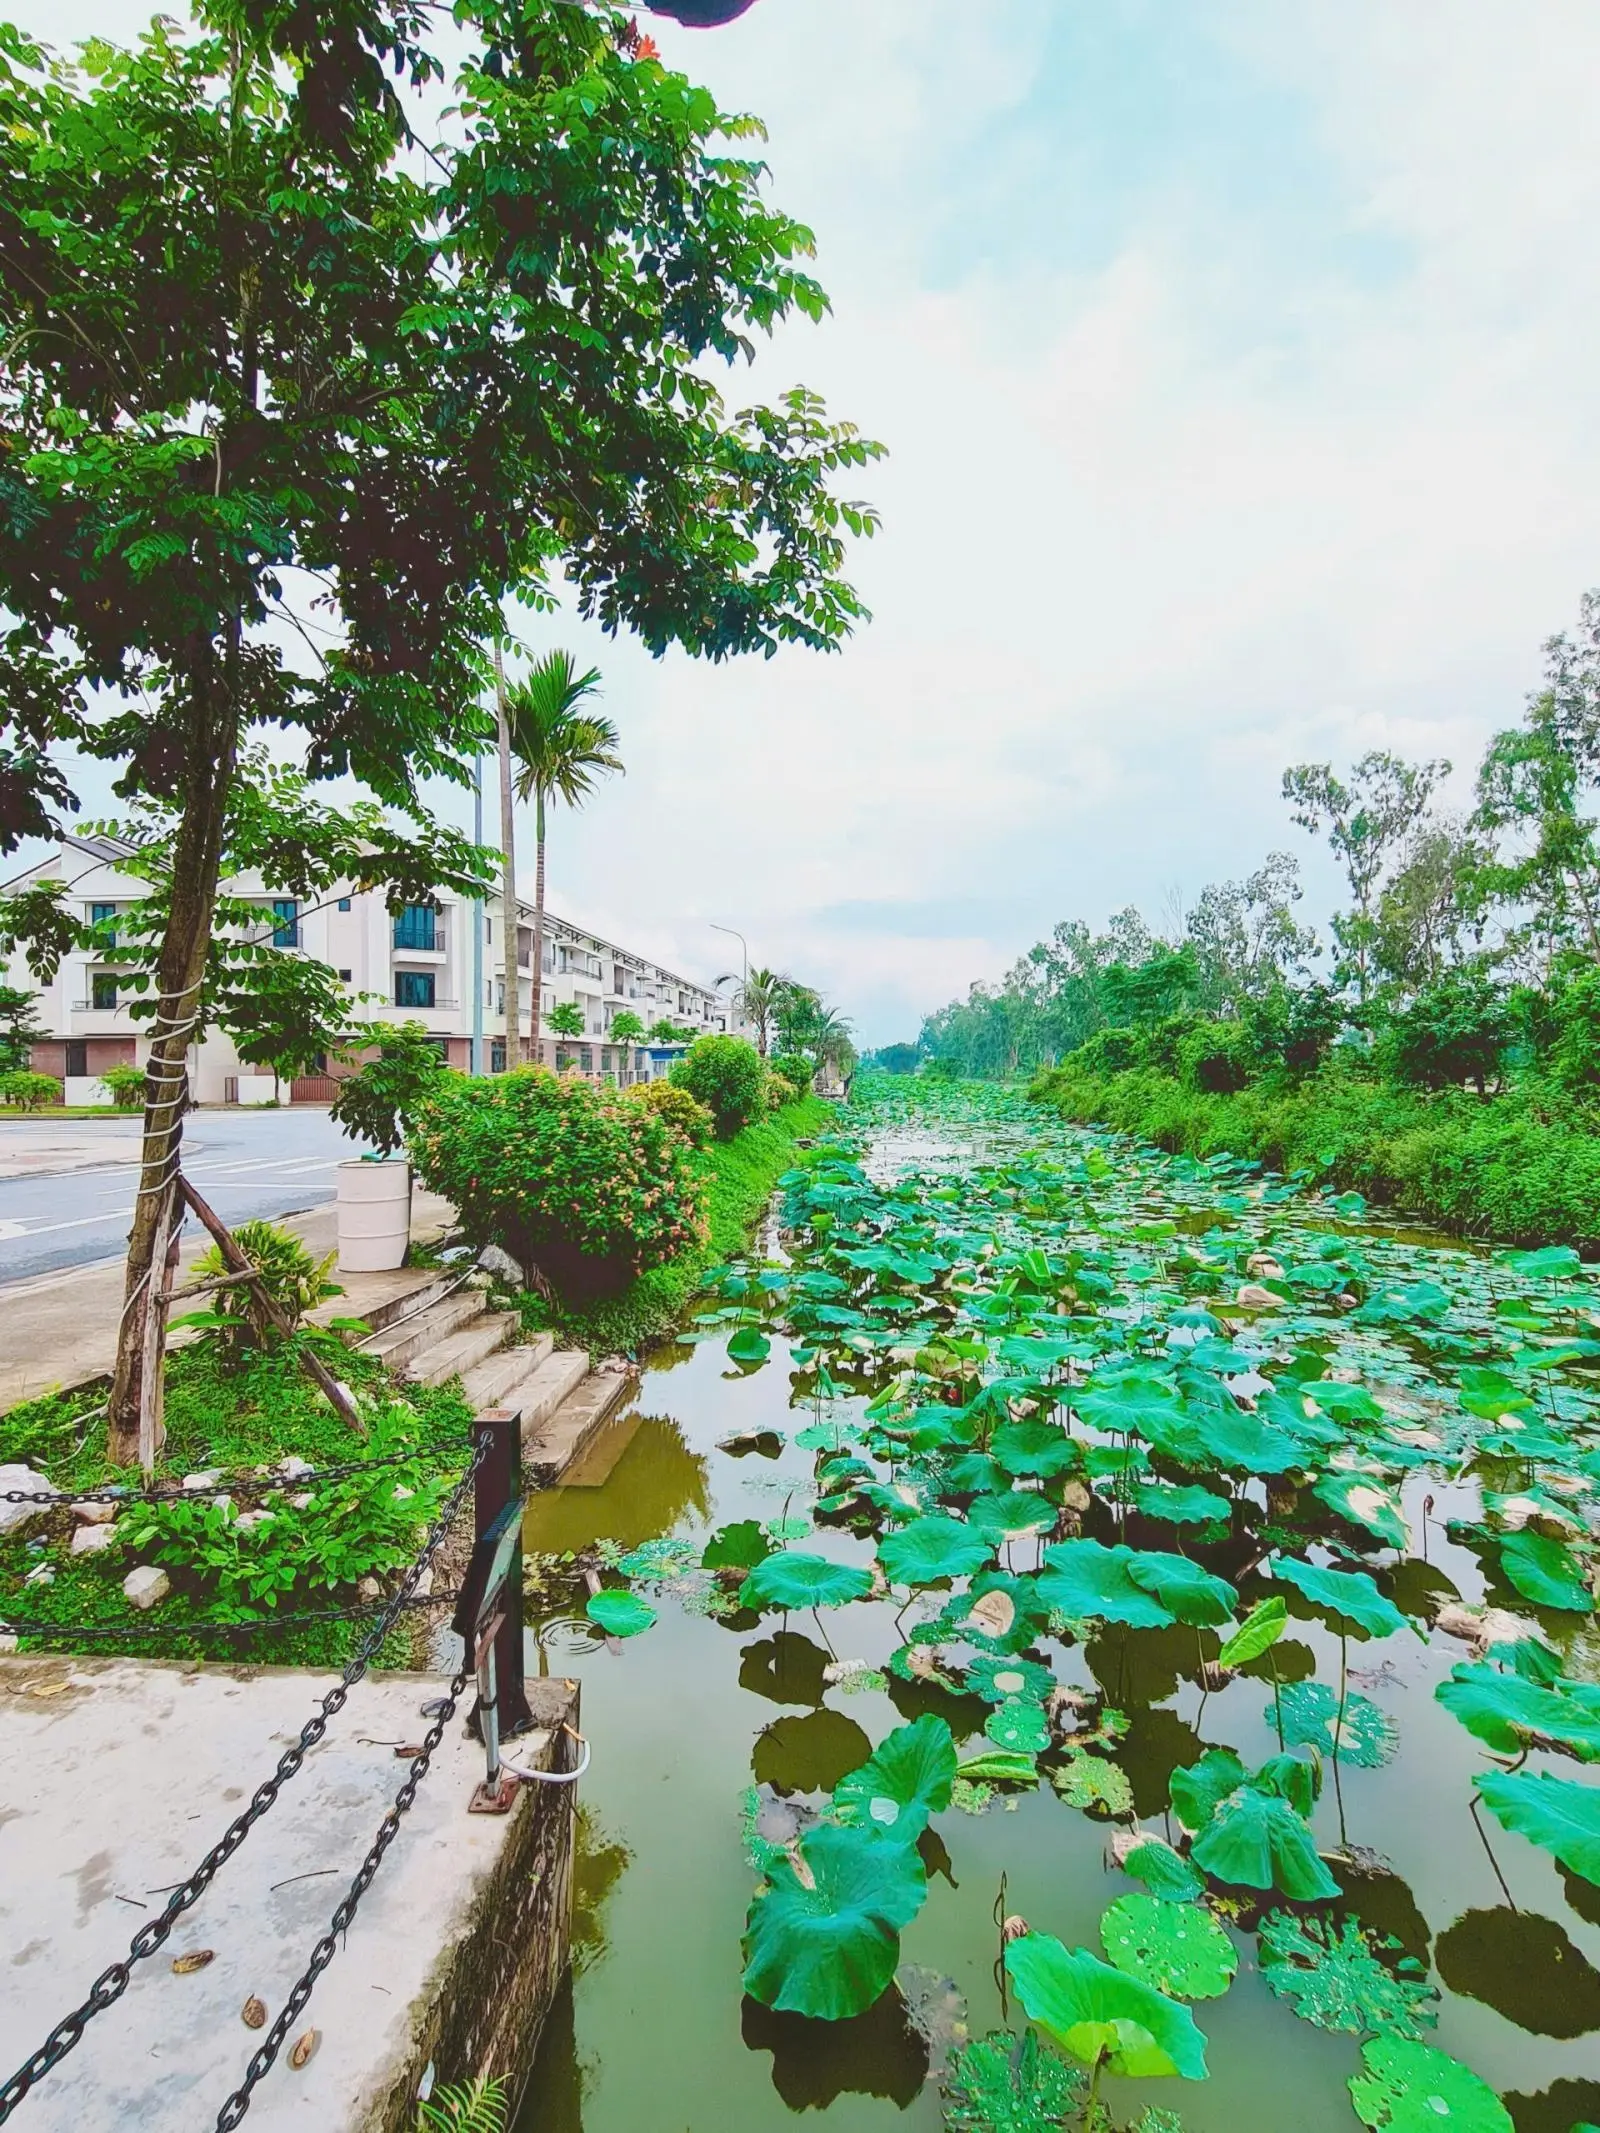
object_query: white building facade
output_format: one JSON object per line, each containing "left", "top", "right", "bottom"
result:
{"left": 5, "top": 834, "right": 750, "bottom": 1104}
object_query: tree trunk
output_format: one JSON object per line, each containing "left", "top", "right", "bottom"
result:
{"left": 106, "top": 646, "right": 242, "bottom": 1465}
{"left": 495, "top": 646, "right": 520, "bottom": 1068}
{"left": 530, "top": 788, "right": 546, "bottom": 1061}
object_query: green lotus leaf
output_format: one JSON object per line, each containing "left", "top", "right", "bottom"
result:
{"left": 1475, "top": 1769, "right": 1600, "bottom": 1883}
{"left": 1353, "top": 1281, "right": 1451, "bottom": 1327}
{"left": 1499, "top": 1245, "right": 1584, "bottom": 1282}
{"left": 1348, "top": 2039, "right": 1512, "bottom": 2133}
{"left": 1075, "top": 1368, "right": 1187, "bottom": 1439}
{"left": 1314, "top": 1472, "right": 1410, "bottom": 1551}
{"left": 1258, "top": 1912, "right": 1439, "bottom": 2039}
{"left": 1124, "top": 1551, "right": 1239, "bottom": 1628}
{"left": 1270, "top": 1555, "right": 1411, "bottom": 1640}
{"left": 727, "top": 1325, "right": 772, "bottom": 1364}
{"left": 965, "top": 1652, "right": 1057, "bottom": 1706}
{"left": 1005, "top": 1934, "right": 1210, "bottom": 2079}
{"left": 1119, "top": 1835, "right": 1205, "bottom": 1903}
{"left": 1165, "top": 1403, "right": 1304, "bottom": 1475}
{"left": 1099, "top": 1892, "right": 1238, "bottom": 2000}
{"left": 739, "top": 1551, "right": 875, "bottom": 1613}
{"left": 1498, "top": 1531, "right": 1594, "bottom": 1614}
{"left": 1169, "top": 1749, "right": 1248, "bottom": 1834}
{"left": 878, "top": 1515, "right": 995, "bottom": 1588}
{"left": 992, "top": 1416, "right": 1084, "bottom": 1480}
{"left": 1190, "top": 1784, "right": 1340, "bottom": 1901}
{"left": 1127, "top": 1482, "right": 1233, "bottom": 1529}
{"left": 1050, "top": 1750, "right": 1135, "bottom": 1818}
{"left": 1217, "top": 1596, "right": 1289, "bottom": 1670}
{"left": 943, "top": 1568, "right": 1050, "bottom": 1653}
{"left": 1437, "top": 1663, "right": 1600, "bottom": 1762}
{"left": 956, "top": 1748, "right": 1040, "bottom": 1787}
{"left": 969, "top": 1489, "right": 1057, "bottom": 1541}
{"left": 942, "top": 2026, "right": 1085, "bottom": 2133}
{"left": 832, "top": 1715, "right": 956, "bottom": 1840}
{"left": 1036, "top": 1542, "right": 1176, "bottom": 1630}
{"left": 741, "top": 1821, "right": 928, "bottom": 2019}
{"left": 986, "top": 1697, "right": 1052, "bottom": 1754}
{"left": 946, "top": 1451, "right": 1011, "bottom": 1496}
{"left": 1276, "top": 1681, "right": 1399, "bottom": 1769}
{"left": 1300, "top": 1379, "right": 1386, "bottom": 1422}
{"left": 702, "top": 1520, "right": 774, "bottom": 1573}
{"left": 585, "top": 1589, "right": 658, "bottom": 1638}
{"left": 1252, "top": 1750, "right": 1323, "bottom": 1817}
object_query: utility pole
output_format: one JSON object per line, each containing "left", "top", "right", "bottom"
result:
{"left": 470, "top": 748, "right": 485, "bottom": 1076}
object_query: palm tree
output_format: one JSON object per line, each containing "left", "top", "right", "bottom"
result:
{"left": 719, "top": 965, "right": 793, "bottom": 1057}
{"left": 810, "top": 1004, "right": 856, "bottom": 1080}
{"left": 497, "top": 650, "right": 621, "bottom": 1062}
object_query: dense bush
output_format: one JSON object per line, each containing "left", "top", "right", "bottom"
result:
{"left": 330, "top": 1021, "right": 448, "bottom": 1156}
{"left": 0, "top": 1070, "right": 61, "bottom": 1109}
{"left": 764, "top": 1073, "right": 799, "bottom": 1109}
{"left": 1548, "top": 967, "right": 1600, "bottom": 1092}
{"left": 630, "top": 1077, "right": 715, "bottom": 1148}
{"left": 671, "top": 1034, "right": 766, "bottom": 1137}
{"left": 1175, "top": 1018, "right": 1253, "bottom": 1094}
{"left": 1068, "top": 1026, "right": 1141, "bottom": 1076}
{"left": 100, "top": 1062, "right": 148, "bottom": 1108}
{"left": 187, "top": 1219, "right": 340, "bottom": 1366}
{"left": 411, "top": 1067, "right": 706, "bottom": 1298}
{"left": 1239, "top": 983, "right": 1343, "bottom": 1077}
{"left": 770, "top": 1050, "right": 816, "bottom": 1095}
{"left": 1376, "top": 966, "right": 1512, "bottom": 1093}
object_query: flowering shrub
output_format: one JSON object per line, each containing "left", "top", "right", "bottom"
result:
{"left": 410, "top": 1067, "right": 707, "bottom": 1298}
{"left": 764, "top": 1073, "right": 799, "bottom": 1109}
{"left": 630, "top": 1077, "right": 715, "bottom": 1148}
{"left": 671, "top": 1034, "right": 765, "bottom": 1136}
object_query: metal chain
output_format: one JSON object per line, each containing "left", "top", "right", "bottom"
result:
{"left": 0, "top": 1445, "right": 444, "bottom": 1509}
{"left": 0, "top": 1437, "right": 487, "bottom": 2125}
{"left": 0, "top": 1590, "right": 465, "bottom": 1648}
{"left": 212, "top": 1656, "right": 475, "bottom": 2128}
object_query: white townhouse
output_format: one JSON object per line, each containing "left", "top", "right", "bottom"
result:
{"left": 4, "top": 832, "right": 749, "bottom": 1104}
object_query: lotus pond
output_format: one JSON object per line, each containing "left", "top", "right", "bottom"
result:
{"left": 516, "top": 1076, "right": 1600, "bottom": 2133}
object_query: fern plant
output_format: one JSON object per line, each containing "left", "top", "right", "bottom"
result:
{"left": 416, "top": 2077, "right": 508, "bottom": 2132}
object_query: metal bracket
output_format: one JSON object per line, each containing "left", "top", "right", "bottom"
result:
{"left": 467, "top": 1774, "right": 520, "bottom": 1816}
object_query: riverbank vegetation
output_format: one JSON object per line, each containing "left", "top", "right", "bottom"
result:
{"left": 913, "top": 592, "right": 1600, "bottom": 1248}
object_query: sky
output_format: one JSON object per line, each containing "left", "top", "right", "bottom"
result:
{"left": 12, "top": 0, "right": 1600, "bottom": 1043}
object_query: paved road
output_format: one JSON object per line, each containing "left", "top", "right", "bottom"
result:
{"left": 0, "top": 1109, "right": 367, "bottom": 1287}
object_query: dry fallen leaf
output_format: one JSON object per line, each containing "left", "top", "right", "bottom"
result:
{"left": 171, "top": 1950, "right": 215, "bottom": 1975}
{"left": 29, "top": 1681, "right": 71, "bottom": 1698}
{"left": 241, "top": 1997, "right": 267, "bottom": 2030}
{"left": 289, "top": 2028, "right": 320, "bottom": 2071}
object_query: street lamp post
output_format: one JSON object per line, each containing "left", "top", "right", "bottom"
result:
{"left": 470, "top": 749, "right": 486, "bottom": 1076}
{"left": 710, "top": 921, "right": 748, "bottom": 1036}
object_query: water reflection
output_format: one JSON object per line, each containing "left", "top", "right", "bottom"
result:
{"left": 517, "top": 1809, "right": 631, "bottom": 2133}
{"left": 1436, "top": 1908, "right": 1600, "bottom": 2037}
{"left": 523, "top": 1413, "right": 710, "bottom": 1557}
{"left": 741, "top": 1989, "right": 928, "bottom": 2111}
{"left": 752, "top": 1708, "right": 874, "bottom": 1795}
{"left": 1117, "top": 1706, "right": 1206, "bottom": 1821}
{"left": 1328, "top": 1860, "right": 1432, "bottom": 1965}
{"left": 740, "top": 1632, "right": 831, "bottom": 1708}
{"left": 884, "top": 1670, "right": 992, "bottom": 1743}
{"left": 1503, "top": 2077, "right": 1600, "bottom": 2133}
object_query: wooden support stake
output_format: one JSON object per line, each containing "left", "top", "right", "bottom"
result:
{"left": 176, "top": 1175, "right": 368, "bottom": 1439}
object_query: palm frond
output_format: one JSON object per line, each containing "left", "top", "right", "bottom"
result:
{"left": 416, "top": 2077, "right": 509, "bottom": 2133}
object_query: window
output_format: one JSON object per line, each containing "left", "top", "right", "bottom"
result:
{"left": 91, "top": 974, "right": 118, "bottom": 1010}
{"left": 271, "top": 898, "right": 299, "bottom": 948}
{"left": 337, "top": 968, "right": 351, "bottom": 983}
{"left": 65, "top": 1041, "right": 87, "bottom": 1078}
{"left": 337, "top": 897, "right": 352, "bottom": 912}
{"left": 395, "top": 970, "right": 436, "bottom": 1009}
{"left": 485, "top": 915, "right": 492, "bottom": 943}
{"left": 490, "top": 1039, "right": 506, "bottom": 1074}
{"left": 579, "top": 1047, "right": 592, "bottom": 1074}
{"left": 89, "top": 901, "right": 116, "bottom": 943}
{"left": 392, "top": 904, "right": 437, "bottom": 952}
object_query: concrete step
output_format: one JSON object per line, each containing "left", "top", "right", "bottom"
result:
{"left": 458, "top": 1330, "right": 556, "bottom": 1414}
{"left": 406, "top": 1309, "right": 517, "bottom": 1388}
{"left": 524, "top": 1364, "right": 636, "bottom": 1487}
{"left": 366, "top": 1286, "right": 487, "bottom": 1373}
{"left": 510, "top": 1349, "right": 591, "bottom": 1445}
{"left": 314, "top": 1267, "right": 457, "bottom": 1339}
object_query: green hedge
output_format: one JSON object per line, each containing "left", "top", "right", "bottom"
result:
{"left": 1031, "top": 1061, "right": 1600, "bottom": 1252}
{"left": 521, "top": 1096, "right": 831, "bottom": 1355}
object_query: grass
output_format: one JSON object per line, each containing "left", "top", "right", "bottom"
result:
{"left": 1032, "top": 1059, "right": 1600, "bottom": 1252}
{"left": 0, "top": 1106, "right": 142, "bottom": 1121}
{"left": 518, "top": 1096, "right": 833, "bottom": 1356}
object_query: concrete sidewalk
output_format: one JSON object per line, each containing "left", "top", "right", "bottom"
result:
{"left": 0, "top": 1189, "right": 457, "bottom": 1411}
{"left": 0, "top": 1124, "right": 144, "bottom": 1180}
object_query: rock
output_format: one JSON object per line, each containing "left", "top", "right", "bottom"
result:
{"left": 392, "top": 1483, "right": 413, "bottom": 1502}
{"left": 183, "top": 1470, "right": 222, "bottom": 1492}
{"left": 211, "top": 1496, "right": 236, "bottom": 1518}
{"left": 1234, "top": 1284, "right": 1282, "bottom": 1309}
{"left": 276, "top": 1456, "right": 313, "bottom": 1480}
{"left": 1435, "top": 1602, "right": 1539, "bottom": 1656}
{"left": 123, "top": 1566, "right": 171, "bottom": 1611}
{"left": 1059, "top": 1480, "right": 1092, "bottom": 1514}
{"left": 233, "top": 1510, "right": 274, "bottom": 1533}
{"left": 0, "top": 1465, "right": 58, "bottom": 1535}
{"left": 412, "top": 1566, "right": 433, "bottom": 1599}
{"left": 70, "top": 1522, "right": 118, "bottom": 1556}
{"left": 357, "top": 1576, "right": 382, "bottom": 1602}
{"left": 476, "top": 1244, "right": 524, "bottom": 1287}
{"left": 72, "top": 1499, "right": 118, "bottom": 1526}
{"left": 289, "top": 1491, "right": 313, "bottom": 1510}
{"left": 1247, "top": 1253, "right": 1285, "bottom": 1278}
{"left": 0, "top": 1635, "right": 17, "bottom": 1654}
{"left": 465, "top": 1270, "right": 494, "bottom": 1292}
{"left": 24, "top": 1563, "right": 55, "bottom": 1586}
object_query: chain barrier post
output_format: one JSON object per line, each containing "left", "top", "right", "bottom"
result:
{"left": 466, "top": 1409, "right": 532, "bottom": 1752}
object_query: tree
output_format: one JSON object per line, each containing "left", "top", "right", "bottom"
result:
{"left": 808, "top": 1005, "right": 856, "bottom": 1079}
{"left": 502, "top": 650, "right": 619, "bottom": 1062}
{"left": 548, "top": 1000, "right": 586, "bottom": 1038}
{"left": 867, "top": 1042, "right": 921, "bottom": 1075}
{"left": 1372, "top": 817, "right": 1490, "bottom": 987}
{"left": 1282, "top": 753, "right": 1448, "bottom": 1004}
{"left": 0, "top": 2, "right": 882, "bottom": 1457}
{"left": 1184, "top": 853, "right": 1319, "bottom": 1013}
{"left": 610, "top": 1009, "right": 645, "bottom": 1044}
{"left": 0, "top": 984, "right": 44, "bottom": 1074}
{"left": 1379, "top": 963, "right": 1511, "bottom": 1096}
{"left": 721, "top": 965, "right": 793, "bottom": 1057}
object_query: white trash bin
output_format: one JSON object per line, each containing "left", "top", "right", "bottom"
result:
{"left": 336, "top": 1156, "right": 412, "bottom": 1273}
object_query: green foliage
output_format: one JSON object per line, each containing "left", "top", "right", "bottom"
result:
{"left": 548, "top": 1001, "right": 587, "bottom": 1040}
{"left": 330, "top": 1023, "right": 450, "bottom": 1158}
{"left": 1099, "top": 1894, "right": 1238, "bottom": 2001}
{"left": 1274, "top": 1681, "right": 1398, "bottom": 1769}
{"left": 1217, "top": 1597, "right": 1288, "bottom": 1670}
{"left": 941, "top": 2027, "right": 1085, "bottom": 2133}
{"left": 630, "top": 1078, "right": 715, "bottom": 1149}
{"left": 410, "top": 1067, "right": 706, "bottom": 1299}
{"left": 1436, "top": 1662, "right": 1600, "bottom": 1762}
{"left": 741, "top": 1822, "right": 927, "bottom": 2019}
{"left": 586, "top": 1588, "right": 657, "bottom": 1637}
{"left": 879, "top": 1514, "right": 996, "bottom": 1586}
{"left": 1258, "top": 1912, "right": 1438, "bottom": 2039}
{"left": 739, "top": 1551, "right": 873, "bottom": 1612}
{"left": 416, "top": 2079, "right": 508, "bottom": 2132}
{"left": 770, "top": 1049, "right": 817, "bottom": 1095}
{"left": 0, "top": 1069, "right": 60, "bottom": 1110}
{"left": 1497, "top": 1530, "right": 1594, "bottom": 1612}
{"left": 672, "top": 1035, "right": 767, "bottom": 1136}
{"left": 186, "top": 1219, "right": 340, "bottom": 1366}
{"left": 832, "top": 1716, "right": 956, "bottom": 1840}
{"left": 610, "top": 1011, "right": 646, "bottom": 1045}
{"left": 0, "top": 984, "right": 44, "bottom": 1074}
{"left": 1005, "top": 1934, "right": 1210, "bottom": 2080}
{"left": 100, "top": 1062, "right": 148, "bottom": 1108}
{"left": 764, "top": 1072, "right": 800, "bottom": 1109}
{"left": 1269, "top": 1556, "right": 1410, "bottom": 1640}
{"left": 1378, "top": 966, "right": 1512, "bottom": 1094}
{"left": 1348, "top": 2040, "right": 1513, "bottom": 2133}
{"left": 1475, "top": 1770, "right": 1600, "bottom": 1883}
